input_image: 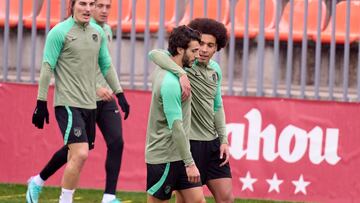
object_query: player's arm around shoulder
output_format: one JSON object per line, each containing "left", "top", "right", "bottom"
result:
{"left": 148, "top": 49, "right": 186, "bottom": 76}
{"left": 149, "top": 49, "right": 191, "bottom": 100}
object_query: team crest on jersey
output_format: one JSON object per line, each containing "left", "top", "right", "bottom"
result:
{"left": 92, "top": 34, "right": 98, "bottom": 42}
{"left": 74, "top": 127, "right": 82, "bottom": 137}
{"left": 164, "top": 185, "right": 172, "bottom": 194}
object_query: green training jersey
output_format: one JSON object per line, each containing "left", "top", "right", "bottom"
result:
{"left": 37, "top": 17, "right": 121, "bottom": 109}
{"left": 148, "top": 49, "right": 228, "bottom": 144}
{"left": 92, "top": 19, "right": 115, "bottom": 101}
{"left": 145, "top": 67, "right": 194, "bottom": 166}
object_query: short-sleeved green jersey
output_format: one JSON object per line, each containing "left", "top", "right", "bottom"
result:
{"left": 39, "top": 17, "right": 112, "bottom": 109}
{"left": 92, "top": 19, "right": 114, "bottom": 101}
{"left": 148, "top": 49, "right": 228, "bottom": 144}
{"left": 145, "top": 67, "right": 193, "bottom": 165}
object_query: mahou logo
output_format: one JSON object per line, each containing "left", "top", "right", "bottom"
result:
{"left": 227, "top": 108, "right": 341, "bottom": 165}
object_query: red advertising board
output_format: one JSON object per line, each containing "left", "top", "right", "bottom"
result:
{"left": 0, "top": 83, "right": 359, "bottom": 202}
{"left": 224, "top": 97, "right": 359, "bottom": 203}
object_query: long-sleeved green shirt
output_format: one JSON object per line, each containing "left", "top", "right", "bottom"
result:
{"left": 148, "top": 49, "right": 228, "bottom": 144}
{"left": 145, "top": 67, "right": 194, "bottom": 166}
{"left": 91, "top": 19, "right": 122, "bottom": 101}
{"left": 37, "top": 17, "right": 121, "bottom": 109}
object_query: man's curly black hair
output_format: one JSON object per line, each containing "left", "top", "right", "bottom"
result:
{"left": 188, "top": 18, "right": 228, "bottom": 51}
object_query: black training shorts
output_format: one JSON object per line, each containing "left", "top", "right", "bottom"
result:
{"left": 190, "top": 138, "right": 232, "bottom": 185}
{"left": 55, "top": 106, "right": 96, "bottom": 150}
{"left": 146, "top": 160, "right": 202, "bottom": 200}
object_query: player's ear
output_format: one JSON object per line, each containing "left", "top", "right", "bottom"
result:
{"left": 177, "top": 47, "right": 184, "bottom": 56}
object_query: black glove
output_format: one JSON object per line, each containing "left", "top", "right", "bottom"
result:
{"left": 116, "top": 93, "right": 130, "bottom": 120}
{"left": 32, "top": 100, "right": 49, "bottom": 129}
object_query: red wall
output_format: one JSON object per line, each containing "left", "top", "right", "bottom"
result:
{"left": 1, "top": 83, "right": 359, "bottom": 203}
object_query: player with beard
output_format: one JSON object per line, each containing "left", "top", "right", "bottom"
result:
{"left": 146, "top": 25, "right": 205, "bottom": 203}
{"left": 148, "top": 18, "right": 234, "bottom": 203}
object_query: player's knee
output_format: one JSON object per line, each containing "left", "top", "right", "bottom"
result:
{"left": 227, "top": 194, "right": 235, "bottom": 203}
{"left": 215, "top": 191, "right": 234, "bottom": 203}
{"left": 193, "top": 197, "right": 206, "bottom": 203}
{"left": 53, "top": 147, "right": 68, "bottom": 161}
{"left": 220, "top": 194, "right": 234, "bottom": 203}
{"left": 72, "top": 150, "right": 89, "bottom": 164}
{"left": 108, "top": 136, "right": 124, "bottom": 152}
{"left": 115, "top": 136, "right": 124, "bottom": 150}
{"left": 189, "top": 194, "right": 206, "bottom": 203}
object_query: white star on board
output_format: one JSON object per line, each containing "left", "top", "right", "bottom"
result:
{"left": 266, "top": 173, "right": 283, "bottom": 193}
{"left": 239, "top": 171, "right": 257, "bottom": 192}
{"left": 292, "top": 174, "right": 311, "bottom": 195}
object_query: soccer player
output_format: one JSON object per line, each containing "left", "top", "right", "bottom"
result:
{"left": 27, "top": 0, "right": 127, "bottom": 202}
{"left": 29, "top": 0, "right": 129, "bottom": 203}
{"left": 148, "top": 18, "right": 234, "bottom": 203}
{"left": 146, "top": 25, "right": 205, "bottom": 203}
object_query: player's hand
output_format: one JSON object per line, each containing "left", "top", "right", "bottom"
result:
{"left": 179, "top": 74, "right": 191, "bottom": 101}
{"left": 32, "top": 100, "right": 49, "bottom": 129}
{"left": 219, "top": 143, "right": 230, "bottom": 167}
{"left": 96, "top": 87, "right": 113, "bottom": 101}
{"left": 185, "top": 163, "right": 201, "bottom": 183}
{"left": 116, "top": 93, "right": 130, "bottom": 120}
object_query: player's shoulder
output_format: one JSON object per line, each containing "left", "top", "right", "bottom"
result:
{"left": 103, "top": 24, "right": 113, "bottom": 38}
{"left": 164, "top": 70, "right": 179, "bottom": 82}
{"left": 89, "top": 21, "right": 105, "bottom": 36}
{"left": 208, "top": 59, "right": 221, "bottom": 71}
{"left": 50, "top": 17, "right": 73, "bottom": 32}
{"left": 103, "top": 24, "right": 112, "bottom": 32}
{"left": 160, "top": 70, "right": 180, "bottom": 90}
{"left": 208, "top": 59, "right": 222, "bottom": 76}
{"left": 47, "top": 17, "right": 74, "bottom": 39}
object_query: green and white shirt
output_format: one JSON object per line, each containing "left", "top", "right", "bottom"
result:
{"left": 145, "top": 67, "right": 194, "bottom": 166}
{"left": 37, "top": 17, "right": 121, "bottom": 109}
{"left": 148, "top": 49, "right": 228, "bottom": 144}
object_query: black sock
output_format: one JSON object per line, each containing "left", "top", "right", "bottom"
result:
{"left": 104, "top": 139, "right": 124, "bottom": 194}
{"left": 39, "top": 145, "right": 68, "bottom": 181}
